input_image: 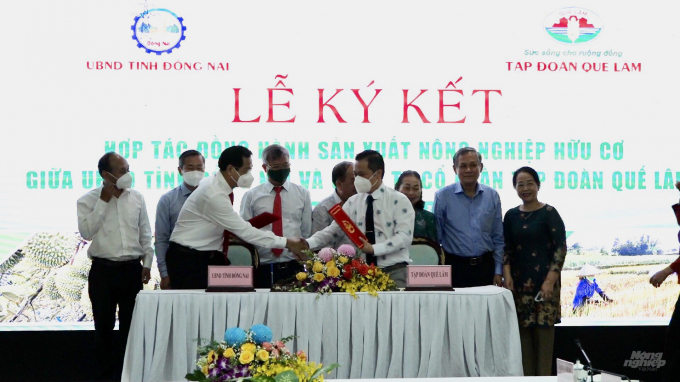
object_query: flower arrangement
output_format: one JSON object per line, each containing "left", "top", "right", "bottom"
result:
{"left": 186, "top": 324, "right": 338, "bottom": 382}
{"left": 272, "top": 244, "right": 396, "bottom": 297}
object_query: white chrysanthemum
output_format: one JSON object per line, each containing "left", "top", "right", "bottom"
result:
{"left": 55, "top": 265, "right": 86, "bottom": 302}
{"left": 23, "top": 232, "right": 78, "bottom": 269}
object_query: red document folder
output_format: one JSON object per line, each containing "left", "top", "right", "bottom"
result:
{"left": 329, "top": 203, "right": 368, "bottom": 249}
{"left": 223, "top": 213, "right": 281, "bottom": 254}
{"left": 248, "top": 212, "right": 280, "bottom": 229}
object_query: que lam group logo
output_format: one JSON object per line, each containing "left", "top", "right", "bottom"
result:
{"left": 544, "top": 7, "right": 603, "bottom": 44}
{"left": 131, "top": 9, "right": 186, "bottom": 54}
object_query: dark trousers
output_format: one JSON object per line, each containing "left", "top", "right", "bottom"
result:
{"left": 663, "top": 294, "right": 680, "bottom": 382}
{"left": 166, "top": 242, "right": 228, "bottom": 290}
{"left": 445, "top": 251, "right": 495, "bottom": 288}
{"left": 254, "top": 261, "right": 303, "bottom": 288}
{"left": 88, "top": 258, "right": 143, "bottom": 381}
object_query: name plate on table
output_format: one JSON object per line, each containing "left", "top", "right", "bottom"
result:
{"left": 206, "top": 266, "right": 255, "bottom": 292}
{"left": 555, "top": 359, "right": 573, "bottom": 382}
{"left": 405, "top": 265, "right": 454, "bottom": 291}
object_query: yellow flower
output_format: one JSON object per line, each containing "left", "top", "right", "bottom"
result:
{"left": 325, "top": 260, "right": 336, "bottom": 268}
{"left": 338, "top": 256, "right": 348, "bottom": 264}
{"left": 327, "top": 267, "right": 341, "bottom": 278}
{"left": 241, "top": 342, "right": 257, "bottom": 353}
{"left": 223, "top": 348, "right": 235, "bottom": 358}
{"left": 207, "top": 350, "right": 216, "bottom": 363}
{"left": 257, "top": 349, "right": 270, "bottom": 361}
{"left": 202, "top": 364, "right": 209, "bottom": 376}
{"left": 313, "top": 272, "right": 325, "bottom": 282}
{"left": 296, "top": 272, "right": 308, "bottom": 281}
{"left": 313, "top": 261, "right": 324, "bottom": 273}
{"left": 239, "top": 350, "right": 255, "bottom": 364}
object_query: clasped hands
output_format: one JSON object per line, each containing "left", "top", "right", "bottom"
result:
{"left": 285, "top": 237, "right": 311, "bottom": 260}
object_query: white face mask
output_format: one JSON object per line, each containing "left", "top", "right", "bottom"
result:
{"left": 109, "top": 172, "right": 132, "bottom": 190}
{"left": 231, "top": 169, "right": 254, "bottom": 189}
{"left": 354, "top": 172, "right": 377, "bottom": 193}
{"left": 182, "top": 171, "right": 205, "bottom": 187}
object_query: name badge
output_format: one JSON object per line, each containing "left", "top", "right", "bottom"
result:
{"left": 405, "top": 265, "right": 453, "bottom": 290}
{"left": 206, "top": 266, "right": 255, "bottom": 292}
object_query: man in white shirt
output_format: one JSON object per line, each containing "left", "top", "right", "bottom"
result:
{"left": 240, "top": 144, "right": 312, "bottom": 288}
{"left": 169, "top": 145, "right": 308, "bottom": 289}
{"left": 311, "top": 161, "right": 356, "bottom": 248}
{"left": 155, "top": 149, "right": 205, "bottom": 290}
{"left": 76, "top": 152, "right": 153, "bottom": 380}
{"left": 306, "top": 150, "right": 415, "bottom": 288}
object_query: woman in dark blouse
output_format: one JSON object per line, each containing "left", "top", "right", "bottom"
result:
{"left": 395, "top": 171, "right": 437, "bottom": 242}
{"left": 503, "top": 166, "right": 567, "bottom": 376}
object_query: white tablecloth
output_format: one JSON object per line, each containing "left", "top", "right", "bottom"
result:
{"left": 122, "top": 287, "right": 523, "bottom": 382}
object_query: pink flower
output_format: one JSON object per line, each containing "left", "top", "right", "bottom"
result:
{"left": 275, "top": 341, "right": 285, "bottom": 349}
{"left": 262, "top": 342, "right": 273, "bottom": 351}
{"left": 337, "top": 244, "right": 356, "bottom": 258}
{"left": 318, "top": 248, "right": 334, "bottom": 262}
{"left": 271, "top": 348, "right": 280, "bottom": 357}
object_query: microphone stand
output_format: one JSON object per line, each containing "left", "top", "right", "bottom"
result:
{"left": 575, "top": 339, "right": 594, "bottom": 382}
{"left": 584, "top": 366, "right": 632, "bottom": 381}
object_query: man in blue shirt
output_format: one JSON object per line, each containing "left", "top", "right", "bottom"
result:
{"left": 434, "top": 147, "right": 504, "bottom": 288}
{"left": 155, "top": 149, "right": 205, "bottom": 289}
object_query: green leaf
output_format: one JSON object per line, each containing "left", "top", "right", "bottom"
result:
{"left": 250, "top": 376, "right": 276, "bottom": 382}
{"left": 309, "top": 364, "right": 340, "bottom": 381}
{"left": 273, "top": 370, "right": 298, "bottom": 382}
{"left": 185, "top": 370, "right": 207, "bottom": 381}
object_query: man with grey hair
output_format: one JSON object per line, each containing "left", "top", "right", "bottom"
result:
{"left": 311, "top": 161, "right": 357, "bottom": 248}
{"left": 433, "top": 147, "right": 504, "bottom": 288}
{"left": 241, "top": 144, "right": 312, "bottom": 288}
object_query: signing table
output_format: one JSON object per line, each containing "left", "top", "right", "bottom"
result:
{"left": 122, "top": 287, "right": 522, "bottom": 382}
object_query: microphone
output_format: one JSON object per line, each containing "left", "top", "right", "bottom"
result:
{"left": 574, "top": 339, "right": 594, "bottom": 382}
{"left": 575, "top": 339, "right": 632, "bottom": 381}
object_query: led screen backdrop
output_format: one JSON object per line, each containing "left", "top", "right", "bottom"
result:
{"left": 0, "top": 0, "right": 678, "bottom": 324}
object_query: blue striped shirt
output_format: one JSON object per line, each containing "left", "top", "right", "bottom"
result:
{"left": 433, "top": 182, "right": 504, "bottom": 274}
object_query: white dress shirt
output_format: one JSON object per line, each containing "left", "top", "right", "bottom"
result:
{"left": 240, "top": 180, "right": 312, "bottom": 263}
{"left": 171, "top": 173, "right": 287, "bottom": 251}
{"left": 306, "top": 183, "right": 415, "bottom": 267}
{"left": 77, "top": 187, "right": 154, "bottom": 268}
{"left": 311, "top": 190, "right": 354, "bottom": 249}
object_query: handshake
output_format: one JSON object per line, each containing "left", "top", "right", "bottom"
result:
{"left": 285, "top": 237, "right": 311, "bottom": 260}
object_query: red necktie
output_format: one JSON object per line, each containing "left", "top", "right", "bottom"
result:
{"left": 272, "top": 186, "right": 283, "bottom": 257}
{"left": 223, "top": 193, "right": 236, "bottom": 257}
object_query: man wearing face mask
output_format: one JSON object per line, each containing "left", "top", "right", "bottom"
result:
{"left": 76, "top": 152, "right": 153, "bottom": 380}
{"left": 168, "top": 146, "right": 308, "bottom": 289}
{"left": 240, "top": 144, "right": 313, "bottom": 288}
{"left": 305, "top": 150, "right": 415, "bottom": 288}
{"left": 311, "top": 161, "right": 357, "bottom": 248}
{"left": 155, "top": 149, "right": 205, "bottom": 290}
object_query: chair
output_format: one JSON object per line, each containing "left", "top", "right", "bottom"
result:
{"left": 225, "top": 236, "right": 259, "bottom": 268}
{"left": 409, "top": 237, "right": 444, "bottom": 265}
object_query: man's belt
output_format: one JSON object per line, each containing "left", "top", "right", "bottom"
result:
{"left": 91, "top": 257, "right": 141, "bottom": 268}
{"left": 444, "top": 251, "right": 493, "bottom": 266}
